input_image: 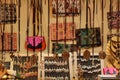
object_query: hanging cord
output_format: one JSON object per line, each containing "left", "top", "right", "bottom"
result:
{"left": 9, "top": 0, "right": 15, "bottom": 59}
{"left": 26, "top": 0, "right": 30, "bottom": 62}
{"left": 86, "top": 0, "right": 88, "bottom": 39}
{"left": 85, "top": 0, "right": 89, "bottom": 46}
{"left": 101, "top": 0, "right": 104, "bottom": 54}
{"left": 96, "top": 0, "right": 98, "bottom": 14}
{"left": 61, "top": 0, "right": 69, "bottom": 61}
{"left": 52, "top": 0, "right": 59, "bottom": 60}
{"left": 72, "top": 0, "right": 75, "bottom": 79}
{"left": 99, "top": 0, "right": 106, "bottom": 59}
{"left": 17, "top": 0, "right": 21, "bottom": 52}
{"left": 39, "top": 0, "right": 42, "bottom": 53}
{"left": 1, "top": 0, "right": 6, "bottom": 63}
{"left": 78, "top": 0, "right": 82, "bottom": 56}
{"left": 83, "top": 0, "right": 91, "bottom": 60}
{"left": 54, "top": 0, "right": 58, "bottom": 55}
{"left": 88, "top": 0, "right": 92, "bottom": 29}
{"left": 64, "top": 0, "right": 67, "bottom": 50}
{"left": 39, "top": 0, "right": 43, "bottom": 77}
{"left": 109, "top": 0, "right": 113, "bottom": 34}
{"left": 71, "top": 0, "right": 75, "bottom": 50}
{"left": 32, "top": 0, "right": 36, "bottom": 53}
{"left": 102, "top": 0, "right": 104, "bottom": 54}
{"left": 47, "top": 0, "right": 50, "bottom": 56}
{"left": 91, "top": 0, "right": 95, "bottom": 65}
{"left": 117, "top": 0, "right": 120, "bottom": 62}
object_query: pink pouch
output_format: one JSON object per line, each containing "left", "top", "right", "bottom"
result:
{"left": 25, "top": 36, "right": 46, "bottom": 51}
{"left": 27, "top": 36, "right": 43, "bottom": 46}
{"left": 103, "top": 67, "right": 118, "bottom": 75}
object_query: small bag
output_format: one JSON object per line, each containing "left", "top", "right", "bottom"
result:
{"left": 107, "top": 11, "right": 120, "bottom": 29}
{"left": 25, "top": 36, "right": 46, "bottom": 51}
{"left": 103, "top": 67, "right": 118, "bottom": 75}
{"left": 0, "top": 3, "right": 17, "bottom": 24}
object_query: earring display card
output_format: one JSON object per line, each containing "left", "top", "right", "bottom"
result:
{"left": 77, "top": 56, "right": 101, "bottom": 80}
{"left": 13, "top": 56, "right": 38, "bottom": 80}
{"left": 44, "top": 57, "right": 70, "bottom": 80}
{"left": 0, "top": 3, "right": 17, "bottom": 24}
{"left": 76, "top": 27, "right": 101, "bottom": 48}
{"left": 50, "top": 22, "right": 76, "bottom": 41}
{"left": 51, "top": 0, "right": 80, "bottom": 16}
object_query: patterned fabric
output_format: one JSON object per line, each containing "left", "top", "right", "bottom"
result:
{"left": 76, "top": 27, "right": 101, "bottom": 47}
{"left": 107, "top": 11, "right": 120, "bottom": 29}
{"left": 52, "top": 43, "right": 77, "bottom": 54}
{"left": 50, "top": 22, "right": 76, "bottom": 41}
{"left": 0, "top": 33, "right": 17, "bottom": 51}
{"left": 51, "top": 0, "right": 80, "bottom": 16}
{"left": 0, "top": 3, "right": 16, "bottom": 24}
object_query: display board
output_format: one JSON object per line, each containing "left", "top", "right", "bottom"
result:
{"left": 77, "top": 56, "right": 101, "bottom": 80}
{"left": 44, "top": 57, "right": 70, "bottom": 80}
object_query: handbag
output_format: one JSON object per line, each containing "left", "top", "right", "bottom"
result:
{"left": 25, "top": 36, "right": 46, "bottom": 52}
{"left": 25, "top": 0, "right": 46, "bottom": 52}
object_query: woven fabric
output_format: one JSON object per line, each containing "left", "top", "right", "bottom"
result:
{"left": 107, "top": 11, "right": 120, "bottom": 28}
{"left": 51, "top": 0, "right": 80, "bottom": 16}
{"left": 0, "top": 3, "right": 16, "bottom": 24}
{"left": 50, "top": 22, "right": 76, "bottom": 41}
{"left": 0, "top": 33, "right": 17, "bottom": 51}
{"left": 76, "top": 27, "right": 101, "bottom": 47}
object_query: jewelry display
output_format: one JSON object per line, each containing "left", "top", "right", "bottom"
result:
{"left": 13, "top": 55, "right": 38, "bottom": 80}
{"left": 77, "top": 56, "right": 101, "bottom": 80}
{"left": 44, "top": 57, "right": 70, "bottom": 80}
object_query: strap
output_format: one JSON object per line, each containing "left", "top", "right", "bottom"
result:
{"left": 72, "top": 0, "right": 75, "bottom": 45}
{"left": 32, "top": 0, "right": 36, "bottom": 52}
{"left": 78, "top": 0, "right": 82, "bottom": 56}
{"left": 64, "top": 0, "right": 67, "bottom": 50}
{"left": 17, "top": 0, "right": 21, "bottom": 52}
{"left": 26, "top": 0, "right": 30, "bottom": 61}
{"left": 91, "top": 0, "right": 95, "bottom": 65}
{"left": 36, "top": 0, "right": 39, "bottom": 36}
{"left": 72, "top": 0, "right": 75, "bottom": 78}
{"left": 101, "top": 0, "right": 105, "bottom": 52}
{"left": 109, "top": 0, "right": 113, "bottom": 31}
{"left": 10, "top": 0, "right": 13, "bottom": 52}
{"left": 48, "top": 0, "right": 50, "bottom": 56}
{"left": 116, "top": 0, "right": 120, "bottom": 59}
{"left": 54, "top": 0, "right": 58, "bottom": 54}
{"left": 85, "top": 0, "right": 89, "bottom": 46}
{"left": 39, "top": 2, "right": 43, "bottom": 77}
